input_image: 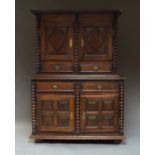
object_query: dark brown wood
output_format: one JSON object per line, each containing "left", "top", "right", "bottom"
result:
{"left": 40, "top": 15, "right": 74, "bottom": 60}
{"left": 36, "top": 16, "right": 41, "bottom": 73}
{"left": 34, "top": 11, "right": 122, "bottom": 74}
{"left": 30, "top": 134, "right": 125, "bottom": 140}
{"left": 31, "top": 80, "right": 36, "bottom": 134}
{"left": 79, "top": 15, "right": 113, "bottom": 65}
{"left": 30, "top": 10, "right": 125, "bottom": 143}
{"left": 36, "top": 81, "right": 74, "bottom": 92}
{"left": 32, "top": 74, "right": 125, "bottom": 80}
{"left": 36, "top": 94, "right": 75, "bottom": 132}
{"left": 112, "top": 14, "right": 118, "bottom": 72}
{"left": 81, "top": 81, "right": 120, "bottom": 92}
{"left": 114, "top": 140, "right": 122, "bottom": 144}
{"left": 80, "top": 92, "right": 120, "bottom": 133}
{"left": 31, "top": 10, "right": 122, "bottom": 15}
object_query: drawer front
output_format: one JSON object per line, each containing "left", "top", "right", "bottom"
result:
{"left": 82, "top": 81, "right": 119, "bottom": 92}
{"left": 80, "top": 62, "right": 112, "bottom": 73}
{"left": 80, "top": 93, "right": 120, "bottom": 133}
{"left": 41, "top": 62, "right": 73, "bottom": 73}
{"left": 36, "top": 81, "right": 74, "bottom": 92}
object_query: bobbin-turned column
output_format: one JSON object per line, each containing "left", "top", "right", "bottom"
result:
{"left": 75, "top": 82, "right": 81, "bottom": 134}
{"left": 31, "top": 80, "right": 36, "bottom": 134}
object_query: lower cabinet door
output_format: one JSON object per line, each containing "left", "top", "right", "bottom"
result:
{"left": 36, "top": 94, "right": 75, "bottom": 132}
{"left": 80, "top": 93, "right": 119, "bottom": 133}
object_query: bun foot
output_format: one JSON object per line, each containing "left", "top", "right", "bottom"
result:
{"left": 35, "top": 139, "right": 42, "bottom": 143}
{"left": 114, "top": 140, "right": 122, "bottom": 144}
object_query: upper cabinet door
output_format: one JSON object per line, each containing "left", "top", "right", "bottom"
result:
{"left": 40, "top": 15, "right": 75, "bottom": 61}
{"left": 79, "top": 14, "right": 113, "bottom": 73}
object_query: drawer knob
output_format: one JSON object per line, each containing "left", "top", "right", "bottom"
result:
{"left": 54, "top": 65, "right": 60, "bottom": 71}
{"left": 97, "top": 85, "right": 102, "bottom": 90}
{"left": 93, "top": 65, "right": 99, "bottom": 71}
{"left": 52, "top": 85, "right": 58, "bottom": 90}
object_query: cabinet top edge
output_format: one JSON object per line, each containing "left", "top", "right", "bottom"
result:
{"left": 31, "top": 74, "right": 125, "bottom": 80}
{"left": 30, "top": 10, "right": 122, "bottom": 15}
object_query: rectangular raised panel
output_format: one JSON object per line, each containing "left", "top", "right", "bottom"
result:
{"left": 86, "top": 100, "right": 98, "bottom": 111}
{"left": 41, "top": 100, "right": 54, "bottom": 111}
{"left": 80, "top": 93, "right": 119, "bottom": 133}
{"left": 102, "top": 114, "right": 114, "bottom": 127}
{"left": 36, "top": 94, "right": 75, "bottom": 132}
{"left": 36, "top": 81, "right": 74, "bottom": 92}
{"left": 57, "top": 114, "right": 70, "bottom": 128}
{"left": 86, "top": 114, "right": 99, "bottom": 128}
{"left": 41, "top": 15, "right": 75, "bottom": 61}
{"left": 41, "top": 113, "right": 55, "bottom": 127}
{"left": 57, "top": 100, "right": 70, "bottom": 111}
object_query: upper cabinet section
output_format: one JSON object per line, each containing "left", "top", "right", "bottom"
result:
{"left": 32, "top": 10, "right": 121, "bottom": 74}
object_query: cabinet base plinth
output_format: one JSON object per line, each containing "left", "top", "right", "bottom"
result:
{"left": 30, "top": 134, "right": 125, "bottom": 143}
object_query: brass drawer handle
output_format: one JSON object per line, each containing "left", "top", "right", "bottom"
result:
{"left": 54, "top": 65, "right": 60, "bottom": 71}
{"left": 93, "top": 65, "right": 99, "bottom": 71}
{"left": 97, "top": 85, "right": 102, "bottom": 90}
{"left": 52, "top": 85, "right": 58, "bottom": 90}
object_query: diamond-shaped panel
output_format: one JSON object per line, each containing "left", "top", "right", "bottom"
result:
{"left": 47, "top": 28, "right": 67, "bottom": 53}
{"left": 85, "top": 27, "right": 107, "bottom": 54}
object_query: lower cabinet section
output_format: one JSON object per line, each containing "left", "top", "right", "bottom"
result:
{"left": 31, "top": 78, "right": 125, "bottom": 142}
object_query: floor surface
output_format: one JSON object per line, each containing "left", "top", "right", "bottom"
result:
{"left": 16, "top": 122, "right": 139, "bottom": 155}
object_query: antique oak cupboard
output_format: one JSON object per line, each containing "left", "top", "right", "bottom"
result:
{"left": 30, "top": 10, "right": 125, "bottom": 143}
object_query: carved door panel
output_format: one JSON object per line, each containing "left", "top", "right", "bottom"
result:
{"left": 41, "top": 15, "right": 75, "bottom": 60}
{"left": 80, "top": 93, "right": 119, "bottom": 133}
{"left": 36, "top": 94, "right": 75, "bottom": 132}
{"left": 79, "top": 15, "right": 113, "bottom": 73}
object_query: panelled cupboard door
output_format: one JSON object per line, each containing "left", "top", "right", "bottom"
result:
{"left": 80, "top": 93, "right": 119, "bottom": 133}
{"left": 36, "top": 94, "right": 75, "bottom": 132}
{"left": 79, "top": 15, "right": 113, "bottom": 73}
{"left": 41, "top": 15, "right": 74, "bottom": 60}
{"left": 40, "top": 15, "right": 75, "bottom": 73}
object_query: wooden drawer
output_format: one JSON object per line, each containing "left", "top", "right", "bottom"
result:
{"left": 41, "top": 62, "right": 73, "bottom": 73}
{"left": 36, "top": 81, "right": 74, "bottom": 92}
{"left": 82, "top": 82, "right": 119, "bottom": 92}
{"left": 80, "top": 62, "right": 112, "bottom": 73}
